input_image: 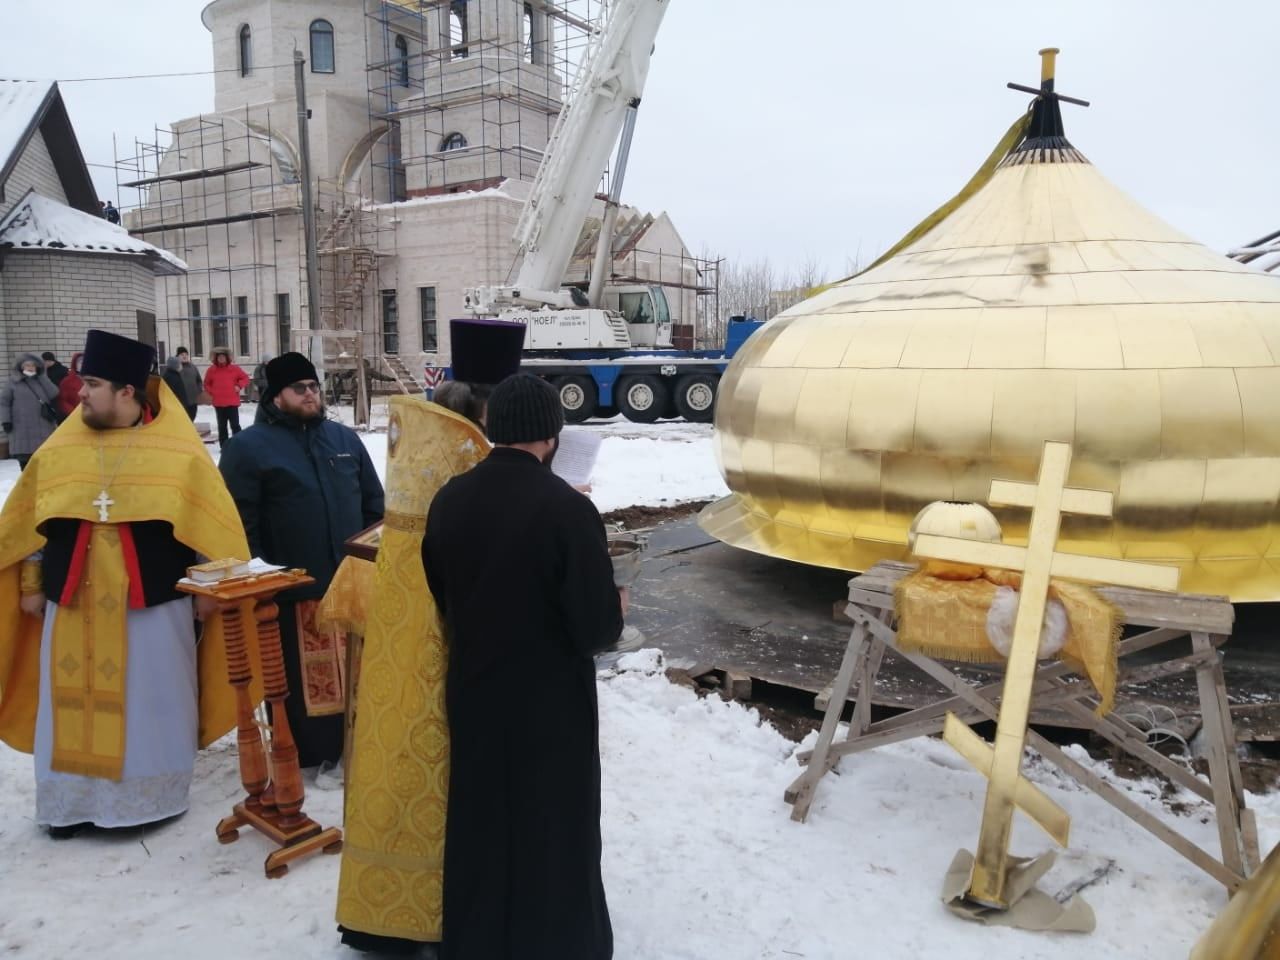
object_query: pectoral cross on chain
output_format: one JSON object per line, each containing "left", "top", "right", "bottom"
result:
{"left": 93, "top": 490, "right": 115, "bottom": 522}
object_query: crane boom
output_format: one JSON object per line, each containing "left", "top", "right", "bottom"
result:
{"left": 466, "top": 0, "right": 670, "bottom": 313}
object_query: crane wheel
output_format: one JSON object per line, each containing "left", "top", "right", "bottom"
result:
{"left": 673, "top": 374, "right": 717, "bottom": 423}
{"left": 554, "top": 375, "right": 597, "bottom": 423}
{"left": 617, "top": 375, "right": 666, "bottom": 424}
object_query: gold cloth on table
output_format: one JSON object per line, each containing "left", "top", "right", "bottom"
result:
{"left": 335, "top": 397, "right": 487, "bottom": 943}
{"left": 0, "top": 378, "right": 261, "bottom": 769}
{"left": 317, "top": 555, "right": 376, "bottom": 637}
{"left": 893, "top": 569, "right": 1122, "bottom": 714}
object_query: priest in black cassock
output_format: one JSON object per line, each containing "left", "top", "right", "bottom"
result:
{"left": 422, "top": 373, "right": 625, "bottom": 960}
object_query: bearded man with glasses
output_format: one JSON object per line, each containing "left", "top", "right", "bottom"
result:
{"left": 218, "top": 352, "right": 384, "bottom": 777}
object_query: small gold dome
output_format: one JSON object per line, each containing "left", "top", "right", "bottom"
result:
{"left": 908, "top": 501, "right": 1002, "bottom": 580}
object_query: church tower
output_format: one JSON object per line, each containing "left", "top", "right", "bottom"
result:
{"left": 370, "top": 0, "right": 567, "bottom": 199}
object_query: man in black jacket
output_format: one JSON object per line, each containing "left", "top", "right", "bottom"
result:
{"left": 423, "top": 373, "right": 625, "bottom": 960}
{"left": 219, "top": 353, "right": 384, "bottom": 770}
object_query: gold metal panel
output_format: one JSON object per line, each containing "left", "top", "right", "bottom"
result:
{"left": 794, "top": 370, "right": 857, "bottom": 448}
{"left": 899, "top": 310, "right": 981, "bottom": 369}
{"left": 1043, "top": 306, "right": 1124, "bottom": 368}
{"left": 837, "top": 314, "right": 912, "bottom": 368}
{"left": 791, "top": 319, "right": 860, "bottom": 370}
{"left": 1073, "top": 370, "right": 1161, "bottom": 459}
{"left": 969, "top": 308, "right": 1047, "bottom": 368}
{"left": 845, "top": 369, "right": 922, "bottom": 452}
{"left": 1188, "top": 304, "right": 1274, "bottom": 368}
{"left": 990, "top": 370, "right": 1075, "bottom": 457}
{"left": 913, "top": 371, "right": 995, "bottom": 456}
{"left": 750, "top": 368, "right": 808, "bottom": 444}
{"left": 1235, "top": 367, "right": 1280, "bottom": 457}
{"left": 756, "top": 317, "right": 814, "bottom": 369}
{"left": 1199, "top": 458, "right": 1280, "bottom": 544}
{"left": 818, "top": 447, "right": 884, "bottom": 517}
{"left": 1115, "top": 304, "right": 1203, "bottom": 368}
{"left": 1159, "top": 369, "right": 1244, "bottom": 459}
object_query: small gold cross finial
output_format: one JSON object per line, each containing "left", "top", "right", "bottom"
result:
{"left": 913, "top": 441, "right": 1179, "bottom": 908}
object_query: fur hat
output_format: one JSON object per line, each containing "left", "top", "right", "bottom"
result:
{"left": 485, "top": 373, "right": 563, "bottom": 445}
{"left": 265, "top": 352, "right": 319, "bottom": 396}
{"left": 449, "top": 318, "right": 526, "bottom": 386}
{"left": 80, "top": 329, "right": 155, "bottom": 392}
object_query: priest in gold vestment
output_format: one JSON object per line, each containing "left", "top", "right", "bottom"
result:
{"left": 336, "top": 319, "right": 525, "bottom": 952}
{"left": 0, "top": 330, "right": 252, "bottom": 836}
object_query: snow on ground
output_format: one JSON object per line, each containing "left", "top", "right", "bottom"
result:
{"left": 0, "top": 405, "right": 724, "bottom": 514}
{"left": 0, "top": 653, "right": 1276, "bottom": 958}
{"left": 2, "top": 405, "right": 1277, "bottom": 957}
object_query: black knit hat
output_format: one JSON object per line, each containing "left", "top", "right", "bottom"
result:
{"left": 486, "top": 373, "right": 564, "bottom": 444}
{"left": 266, "top": 352, "right": 319, "bottom": 396}
{"left": 80, "top": 329, "right": 155, "bottom": 392}
{"left": 450, "top": 318, "right": 526, "bottom": 385}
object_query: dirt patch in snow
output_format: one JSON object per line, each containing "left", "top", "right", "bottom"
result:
{"left": 602, "top": 500, "right": 712, "bottom": 530}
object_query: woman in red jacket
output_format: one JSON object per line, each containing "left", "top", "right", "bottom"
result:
{"left": 204, "top": 348, "right": 251, "bottom": 443}
{"left": 56, "top": 352, "right": 83, "bottom": 417}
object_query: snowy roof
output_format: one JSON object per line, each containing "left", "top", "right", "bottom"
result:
{"left": 0, "top": 80, "right": 54, "bottom": 179}
{"left": 0, "top": 190, "right": 187, "bottom": 275}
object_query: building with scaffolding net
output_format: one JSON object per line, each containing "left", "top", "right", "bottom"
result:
{"left": 117, "top": 0, "right": 714, "bottom": 401}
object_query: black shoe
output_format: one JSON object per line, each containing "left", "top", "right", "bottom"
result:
{"left": 338, "top": 927, "right": 433, "bottom": 956}
{"left": 47, "top": 822, "right": 91, "bottom": 840}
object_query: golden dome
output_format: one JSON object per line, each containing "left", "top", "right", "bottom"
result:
{"left": 700, "top": 59, "right": 1280, "bottom": 601}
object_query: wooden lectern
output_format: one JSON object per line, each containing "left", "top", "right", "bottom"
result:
{"left": 180, "top": 567, "right": 343, "bottom": 878}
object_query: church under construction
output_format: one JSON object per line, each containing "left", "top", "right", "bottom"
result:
{"left": 118, "top": 0, "right": 710, "bottom": 393}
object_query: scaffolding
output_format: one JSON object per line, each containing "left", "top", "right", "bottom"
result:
{"left": 114, "top": 107, "right": 301, "bottom": 367}
{"left": 363, "top": 1, "right": 602, "bottom": 204}
{"left": 112, "top": 0, "right": 726, "bottom": 423}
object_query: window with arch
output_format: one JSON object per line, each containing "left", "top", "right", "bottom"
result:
{"left": 440, "top": 132, "right": 468, "bottom": 152}
{"left": 449, "top": 0, "right": 468, "bottom": 60}
{"left": 395, "top": 34, "right": 409, "bottom": 86}
{"left": 238, "top": 24, "right": 252, "bottom": 76}
{"left": 310, "top": 19, "right": 335, "bottom": 74}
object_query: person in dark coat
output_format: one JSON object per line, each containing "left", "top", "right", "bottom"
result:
{"left": 0, "top": 353, "right": 61, "bottom": 470}
{"left": 251, "top": 353, "right": 271, "bottom": 402}
{"left": 174, "top": 347, "right": 201, "bottom": 420}
{"left": 423, "top": 372, "right": 625, "bottom": 960}
{"left": 219, "top": 353, "right": 384, "bottom": 769}
{"left": 161, "top": 356, "right": 187, "bottom": 407}
{"left": 40, "top": 352, "right": 68, "bottom": 386}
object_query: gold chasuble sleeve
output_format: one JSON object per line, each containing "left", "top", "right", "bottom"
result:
{"left": 0, "top": 378, "right": 263, "bottom": 761}
{"left": 336, "top": 398, "right": 487, "bottom": 943}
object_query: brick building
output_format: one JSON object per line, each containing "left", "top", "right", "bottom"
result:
{"left": 0, "top": 80, "right": 186, "bottom": 367}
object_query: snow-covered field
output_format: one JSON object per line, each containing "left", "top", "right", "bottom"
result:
{"left": 0, "top": 407, "right": 1276, "bottom": 958}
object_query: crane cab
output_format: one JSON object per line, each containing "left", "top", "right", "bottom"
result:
{"left": 601, "top": 285, "right": 672, "bottom": 349}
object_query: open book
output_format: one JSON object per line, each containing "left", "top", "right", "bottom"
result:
{"left": 551, "top": 427, "right": 602, "bottom": 488}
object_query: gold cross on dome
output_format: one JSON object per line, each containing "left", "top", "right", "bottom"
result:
{"left": 912, "top": 441, "right": 1179, "bottom": 909}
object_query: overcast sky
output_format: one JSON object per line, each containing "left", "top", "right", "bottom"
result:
{"left": 3, "top": 0, "right": 1278, "bottom": 279}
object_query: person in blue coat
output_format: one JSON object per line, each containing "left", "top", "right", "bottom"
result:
{"left": 218, "top": 352, "right": 384, "bottom": 770}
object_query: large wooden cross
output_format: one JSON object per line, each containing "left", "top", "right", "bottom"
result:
{"left": 912, "top": 441, "right": 1180, "bottom": 908}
